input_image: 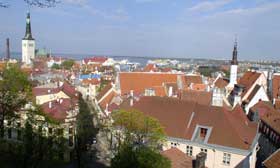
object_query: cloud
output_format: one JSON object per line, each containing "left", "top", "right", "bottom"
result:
{"left": 188, "top": 0, "right": 232, "bottom": 13}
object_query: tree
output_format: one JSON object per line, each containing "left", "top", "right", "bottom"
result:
{"left": 51, "top": 63, "right": 61, "bottom": 70}
{"left": 112, "top": 109, "right": 166, "bottom": 149}
{"left": 0, "top": 65, "right": 31, "bottom": 138}
{"left": 111, "top": 143, "right": 171, "bottom": 168}
{"left": 75, "top": 95, "right": 96, "bottom": 167}
{"left": 61, "top": 60, "right": 75, "bottom": 70}
{"left": 0, "top": 0, "right": 59, "bottom": 8}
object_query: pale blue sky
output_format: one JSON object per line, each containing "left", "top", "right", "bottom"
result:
{"left": 0, "top": 0, "right": 280, "bottom": 60}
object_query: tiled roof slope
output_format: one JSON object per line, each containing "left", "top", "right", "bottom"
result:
{"left": 120, "top": 96, "right": 257, "bottom": 150}
{"left": 238, "top": 71, "right": 261, "bottom": 97}
{"left": 263, "top": 148, "right": 280, "bottom": 168}
{"left": 214, "top": 77, "right": 229, "bottom": 88}
{"left": 272, "top": 75, "right": 280, "bottom": 99}
{"left": 119, "top": 72, "right": 179, "bottom": 95}
{"left": 161, "top": 147, "right": 193, "bottom": 168}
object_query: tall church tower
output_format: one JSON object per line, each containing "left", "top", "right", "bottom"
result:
{"left": 229, "top": 37, "right": 238, "bottom": 87}
{"left": 22, "top": 12, "right": 35, "bottom": 65}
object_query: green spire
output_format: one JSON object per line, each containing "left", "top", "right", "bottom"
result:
{"left": 23, "top": 12, "right": 34, "bottom": 40}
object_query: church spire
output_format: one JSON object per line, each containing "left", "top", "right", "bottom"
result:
{"left": 231, "top": 36, "right": 238, "bottom": 65}
{"left": 23, "top": 12, "right": 34, "bottom": 40}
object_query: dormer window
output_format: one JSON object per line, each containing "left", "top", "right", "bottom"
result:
{"left": 145, "top": 88, "right": 155, "bottom": 96}
{"left": 200, "top": 128, "right": 207, "bottom": 139}
{"left": 191, "top": 125, "right": 212, "bottom": 143}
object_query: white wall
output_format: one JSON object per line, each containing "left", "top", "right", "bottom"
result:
{"left": 163, "top": 139, "right": 255, "bottom": 168}
{"left": 22, "top": 40, "right": 35, "bottom": 64}
{"left": 245, "top": 86, "right": 269, "bottom": 114}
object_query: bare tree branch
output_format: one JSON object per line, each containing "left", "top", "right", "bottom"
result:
{"left": 0, "top": 2, "right": 9, "bottom": 8}
{"left": 24, "top": 0, "right": 60, "bottom": 8}
{"left": 0, "top": 0, "right": 60, "bottom": 8}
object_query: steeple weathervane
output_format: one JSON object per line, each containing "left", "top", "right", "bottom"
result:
{"left": 23, "top": 12, "right": 34, "bottom": 40}
{"left": 231, "top": 36, "right": 238, "bottom": 65}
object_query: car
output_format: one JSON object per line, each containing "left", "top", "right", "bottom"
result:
{"left": 92, "top": 137, "right": 97, "bottom": 144}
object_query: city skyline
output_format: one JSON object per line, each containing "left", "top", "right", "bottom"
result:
{"left": 0, "top": 0, "right": 280, "bottom": 60}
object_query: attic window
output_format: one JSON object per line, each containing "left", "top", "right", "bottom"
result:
{"left": 191, "top": 125, "right": 212, "bottom": 143}
{"left": 200, "top": 128, "right": 207, "bottom": 139}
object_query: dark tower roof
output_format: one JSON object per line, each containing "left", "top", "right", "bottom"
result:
{"left": 6, "top": 38, "right": 10, "bottom": 60}
{"left": 231, "top": 37, "right": 238, "bottom": 65}
{"left": 23, "top": 12, "right": 34, "bottom": 40}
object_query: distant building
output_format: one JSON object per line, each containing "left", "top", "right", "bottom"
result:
{"left": 229, "top": 38, "right": 238, "bottom": 88}
{"left": 22, "top": 12, "right": 35, "bottom": 65}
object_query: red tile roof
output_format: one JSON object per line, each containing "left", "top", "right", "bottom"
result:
{"left": 184, "top": 75, "right": 202, "bottom": 86}
{"left": 180, "top": 90, "right": 212, "bottom": 106}
{"left": 96, "top": 83, "right": 113, "bottom": 101}
{"left": 119, "top": 72, "right": 180, "bottom": 95}
{"left": 214, "top": 77, "right": 229, "bottom": 88}
{"left": 41, "top": 98, "right": 78, "bottom": 122}
{"left": 120, "top": 96, "right": 257, "bottom": 150}
{"left": 161, "top": 147, "right": 193, "bottom": 168}
{"left": 143, "top": 64, "right": 158, "bottom": 72}
{"left": 238, "top": 71, "right": 261, "bottom": 97}
{"left": 82, "top": 79, "right": 100, "bottom": 85}
{"left": 250, "top": 101, "right": 276, "bottom": 118}
{"left": 261, "top": 108, "right": 280, "bottom": 135}
{"left": 272, "top": 75, "right": 280, "bottom": 99}
{"left": 83, "top": 57, "right": 108, "bottom": 64}
{"left": 263, "top": 148, "right": 280, "bottom": 168}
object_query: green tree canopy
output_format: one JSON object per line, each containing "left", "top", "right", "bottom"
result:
{"left": 0, "top": 65, "right": 32, "bottom": 138}
{"left": 112, "top": 109, "right": 166, "bottom": 149}
{"left": 61, "top": 60, "right": 75, "bottom": 70}
{"left": 111, "top": 143, "right": 171, "bottom": 168}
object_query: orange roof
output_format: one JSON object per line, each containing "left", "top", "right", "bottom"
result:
{"left": 119, "top": 72, "right": 180, "bottom": 95}
{"left": 161, "top": 147, "right": 193, "bottom": 168}
{"left": 152, "top": 86, "right": 167, "bottom": 97}
{"left": 272, "top": 75, "right": 280, "bottom": 99}
{"left": 214, "top": 77, "right": 229, "bottom": 88}
{"left": 190, "top": 83, "right": 207, "bottom": 91}
{"left": 0, "top": 62, "right": 6, "bottom": 71}
{"left": 184, "top": 75, "right": 202, "bottom": 86}
{"left": 82, "top": 79, "right": 100, "bottom": 85}
{"left": 143, "top": 64, "right": 158, "bottom": 72}
{"left": 238, "top": 71, "right": 261, "bottom": 97}
{"left": 99, "top": 91, "right": 117, "bottom": 110}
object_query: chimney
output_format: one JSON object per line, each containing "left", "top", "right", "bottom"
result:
{"left": 6, "top": 38, "right": 10, "bottom": 60}
{"left": 49, "top": 101, "right": 52, "bottom": 108}
{"left": 130, "top": 90, "right": 134, "bottom": 106}
{"left": 168, "top": 86, "right": 173, "bottom": 97}
{"left": 194, "top": 152, "right": 206, "bottom": 168}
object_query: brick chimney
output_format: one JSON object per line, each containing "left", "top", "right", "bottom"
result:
{"left": 194, "top": 152, "right": 206, "bottom": 168}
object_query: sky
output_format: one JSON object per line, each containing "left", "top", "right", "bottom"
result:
{"left": 0, "top": 0, "right": 280, "bottom": 60}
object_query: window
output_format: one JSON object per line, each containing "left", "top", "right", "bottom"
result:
{"left": 223, "top": 153, "right": 231, "bottom": 165}
{"left": 186, "top": 146, "right": 193, "bottom": 156}
{"left": 200, "top": 128, "right": 208, "bottom": 139}
{"left": 171, "top": 142, "right": 179, "bottom": 147}
{"left": 200, "top": 148, "right": 207, "bottom": 153}
{"left": 28, "top": 44, "right": 33, "bottom": 47}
